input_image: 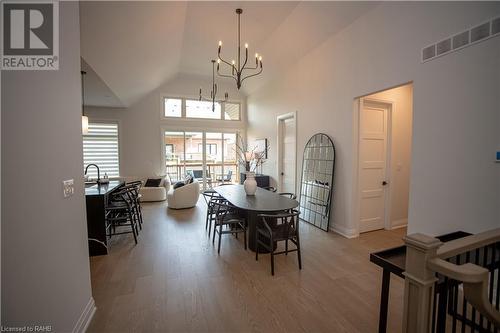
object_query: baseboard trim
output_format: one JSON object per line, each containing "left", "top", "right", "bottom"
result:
{"left": 331, "top": 224, "right": 359, "bottom": 239}
{"left": 391, "top": 218, "right": 408, "bottom": 230}
{"left": 73, "top": 297, "right": 96, "bottom": 333}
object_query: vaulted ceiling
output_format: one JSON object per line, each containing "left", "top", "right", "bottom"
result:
{"left": 80, "top": 1, "right": 378, "bottom": 107}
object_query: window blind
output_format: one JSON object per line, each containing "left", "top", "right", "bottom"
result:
{"left": 83, "top": 122, "right": 120, "bottom": 178}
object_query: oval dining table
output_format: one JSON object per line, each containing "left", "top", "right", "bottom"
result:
{"left": 213, "top": 184, "right": 299, "bottom": 252}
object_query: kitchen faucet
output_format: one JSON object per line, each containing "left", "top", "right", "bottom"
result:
{"left": 85, "top": 164, "right": 101, "bottom": 183}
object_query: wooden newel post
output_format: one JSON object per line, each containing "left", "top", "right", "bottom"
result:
{"left": 402, "top": 233, "right": 442, "bottom": 333}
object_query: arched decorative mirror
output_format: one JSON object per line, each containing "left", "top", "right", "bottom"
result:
{"left": 299, "top": 133, "right": 335, "bottom": 231}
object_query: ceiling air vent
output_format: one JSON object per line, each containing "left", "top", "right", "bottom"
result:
{"left": 422, "top": 45, "right": 436, "bottom": 61}
{"left": 471, "top": 22, "right": 490, "bottom": 42}
{"left": 452, "top": 31, "right": 469, "bottom": 50}
{"left": 492, "top": 17, "right": 500, "bottom": 35}
{"left": 436, "top": 38, "right": 452, "bottom": 55}
{"left": 422, "top": 15, "right": 500, "bottom": 63}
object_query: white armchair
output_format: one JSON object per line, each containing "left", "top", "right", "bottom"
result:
{"left": 167, "top": 179, "right": 200, "bottom": 209}
{"left": 139, "top": 176, "right": 170, "bottom": 202}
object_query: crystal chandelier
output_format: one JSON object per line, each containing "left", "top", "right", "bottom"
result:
{"left": 217, "top": 8, "right": 263, "bottom": 90}
{"left": 199, "top": 59, "right": 228, "bottom": 112}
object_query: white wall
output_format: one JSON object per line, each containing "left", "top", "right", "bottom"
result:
{"left": 85, "top": 72, "right": 247, "bottom": 178}
{"left": 367, "top": 84, "right": 413, "bottom": 229}
{"left": 247, "top": 2, "right": 500, "bottom": 237}
{"left": 2, "top": 2, "right": 94, "bottom": 331}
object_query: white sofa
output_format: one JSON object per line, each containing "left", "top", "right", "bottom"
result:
{"left": 167, "top": 179, "right": 200, "bottom": 209}
{"left": 139, "top": 176, "right": 171, "bottom": 202}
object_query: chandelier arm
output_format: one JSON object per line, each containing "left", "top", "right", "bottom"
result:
{"left": 217, "top": 55, "right": 234, "bottom": 69}
{"left": 242, "top": 63, "right": 259, "bottom": 72}
{"left": 241, "top": 49, "right": 249, "bottom": 72}
{"left": 217, "top": 63, "right": 238, "bottom": 81}
{"left": 217, "top": 71, "right": 238, "bottom": 82}
{"left": 240, "top": 67, "right": 263, "bottom": 83}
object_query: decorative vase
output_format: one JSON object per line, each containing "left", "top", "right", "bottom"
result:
{"left": 243, "top": 172, "right": 257, "bottom": 195}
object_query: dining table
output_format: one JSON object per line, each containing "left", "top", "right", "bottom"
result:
{"left": 214, "top": 184, "right": 299, "bottom": 252}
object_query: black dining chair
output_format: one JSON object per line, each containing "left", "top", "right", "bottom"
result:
{"left": 256, "top": 209, "right": 301, "bottom": 275}
{"left": 211, "top": 200, "right": 247, "bottom": 254}
{"left": 279, "top": 192, "right": 297, "bottom": 200}
{"left": 263, "top": 186, "right": 277, "bottom": 192}
{"left": 202, "top": 190, "right": 226, "bottom": 237}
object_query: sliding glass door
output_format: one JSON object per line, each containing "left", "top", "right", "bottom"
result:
{"left": 164, "top": 130, "right": 240, "bottom": 190}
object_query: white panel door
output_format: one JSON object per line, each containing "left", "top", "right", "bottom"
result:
{"left": 280, "top": 117, "right": 296, "bottom": 193}
{"left": 359, "top": 100, "right": 389, "bottom": 233}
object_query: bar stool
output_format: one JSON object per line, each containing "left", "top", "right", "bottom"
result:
{"left": 126, "top": 180, "right": 144, "bottom": 229}
{"left": 105, "top": 186, "right": 140, "bottom": 244}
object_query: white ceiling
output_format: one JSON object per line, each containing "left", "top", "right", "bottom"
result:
{"left": 81, "top": 59, "right": 123, "bottom": 108}
{"left": 80, "top": 1, "right": 378, "bottom": 107}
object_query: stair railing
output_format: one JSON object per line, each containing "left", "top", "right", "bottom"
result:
{"left": 402, "top": 228, "right": 500, "bottom": 333}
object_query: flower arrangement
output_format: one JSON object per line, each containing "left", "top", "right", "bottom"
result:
{"left": 234, "top": 135, "right": 269, "bottom": 173}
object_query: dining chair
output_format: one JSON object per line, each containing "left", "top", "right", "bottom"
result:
{"left": 279, "top": 192, "right": 297, "bottom": 200}
{"left": 256, "top": 209, "right": 301, "bottom": 275}
{"left": 202, "top": 190, "right": 225, "bottom": 237}
{"left": 211, "top": 200, "right": 247, "bottom": 254}
{"left": 263, "top": 186, "right": 277, "bottom": 192}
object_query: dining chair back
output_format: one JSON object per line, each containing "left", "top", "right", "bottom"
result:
{"left": 279, "top": 192, "right": 297, "bottom": 200}
{"left": 211, "top": 200, "right": 247, "bottom": 254}
{"left": 256, "top": 209, "right": 301, "bottom": 275}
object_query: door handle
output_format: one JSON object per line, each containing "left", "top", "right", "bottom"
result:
{"left": 382, "top": 181, "right": 388, "bottom": 186}
{"left": 281, "top": 172, "right": 284, "bottom": 176}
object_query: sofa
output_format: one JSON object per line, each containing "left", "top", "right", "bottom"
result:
{"left": 167, "top": 179, "right": 200, "bottom": 209}
{"left": 139, "top": 176, "right": 171, "bottom": 202}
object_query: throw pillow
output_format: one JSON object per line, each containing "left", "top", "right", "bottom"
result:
{"left": 145, "top": 178, "right": 162, "bottom": 187}
{"left": 173, "top": 181, "right": 185, "bottom": 189}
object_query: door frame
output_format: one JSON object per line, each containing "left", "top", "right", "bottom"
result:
{"left": 352, "top": 97, "right": 394, "bottom": 234}
{"left": 276, "top": 111, "right": 297, "bottom": 193}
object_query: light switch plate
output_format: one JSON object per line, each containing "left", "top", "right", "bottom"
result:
{"left": 63, "top": 179, "right": 74, "bottom": 198}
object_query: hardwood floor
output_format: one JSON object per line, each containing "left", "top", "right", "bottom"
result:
{"left": 88, "top": 199, "right": 407, "bottom": 333}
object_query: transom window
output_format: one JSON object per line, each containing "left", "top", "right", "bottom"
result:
{"left": 163, "top": 97, "right": 241, "bottom": 121}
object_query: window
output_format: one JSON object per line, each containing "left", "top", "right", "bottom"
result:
{"left": 83, "top": 122, "right": 120, "bottom": 177}
{"left": 165, "top": 144, "right": 174, "bottom": 161}
{"left": 186, "top": 100, "right": 221, "bottom": 119}
{"left": 164, "top": 130, "right": 241, "bottom": 189}
{"left": 164, "top": 98, "right": 182, "bottom": 117}
{"left": 224, "top": 103, "right": 240, "bottom": 120}
{"left": 162, "top": 96, "right": 240, "bottom": 121}
{"left": 198, "top": 143, "right": 217, "bottom": 155}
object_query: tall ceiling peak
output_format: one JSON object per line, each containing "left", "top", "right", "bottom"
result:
{"left": 80, "top": 1, "right": 378, "bottom": 107}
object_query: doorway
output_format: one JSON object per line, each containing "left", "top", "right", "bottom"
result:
{"left": 354, "top": 83, "right": 413, "bottom": 233}
{"left": 277, "top": 112, "right": 297, "bottom": 193}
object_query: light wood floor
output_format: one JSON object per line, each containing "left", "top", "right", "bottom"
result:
{"left": 88, "top": 199, "right": 407, "bottom": 333}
